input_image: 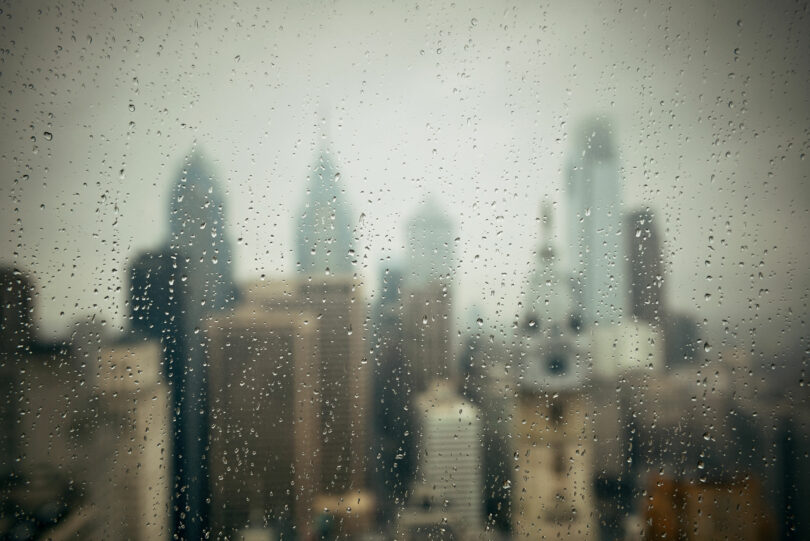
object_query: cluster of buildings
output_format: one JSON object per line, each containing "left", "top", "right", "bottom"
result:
{"left": 1, "top": 118, "right": 807, "bottom": 540}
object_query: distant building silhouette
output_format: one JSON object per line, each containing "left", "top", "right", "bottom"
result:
{"left": 168, "top": 147, "right": 237, "bottom": 309}
{"left": 238, "top": 276, "right": 371, "bottom": 526}
{"left": 402, "top": 197, "right": 456, "bottom": 393}
{"left": 127, "top": 146, "right": 237, "bottom": 540}
{"left": 0, "top": 267, "right": 34, "bottom": 355}
{"left": 565, "top": 116, "right": 627, "bottom": 326}
{"left": 369, "top": 266, "right": 415, "bottom": 521}
{"left": 626, "top": 208, "right": 665, "bottom": 325}
{"left": 295, "top": 146, "right": 356, "bottom": 277}
{"left": 289, "top": 145, "right": 370, "bottom": 502}
{"left": 399, "top": 382, "right": 483, "bottom": 538}
{"left": 206, "top": 291, "right": 320, "bottom": 539}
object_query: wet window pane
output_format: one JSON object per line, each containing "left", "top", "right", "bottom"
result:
{"left": 1, "top": 2, "right": 807, "bottom": 540}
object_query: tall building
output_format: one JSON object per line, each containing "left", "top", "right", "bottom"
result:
{"left": 206, "top": 295, "right": 320, "bottom": 539}
{"left": 513, "top": 201, "right": 595, "bottom": 540}
{"left": 96, "top": 340, "right": 171, "bottom": 540}
{"left": 299, "top": 277, "right": 369, "bottom": 496}
{"left": 626, "top": 208, "right": 665, "bottom": 325}
{"left": 369, "top": 266, "right": 415, "bottom": 520}
{"left": 402, "top": 197, "right": 456, "bottom": 393}
{"left": 457, "top": 327, "right": 514, "bottom": 534}
{"left": 0, "top": 267, "right": 35, "bottom": 463}
{"left": 168, "top": 146, "right": 237, "bottom": 310}
{"left": 565, "top": 116, "right": 627, "bottom": 327}
{"left": 127, "top": 147, "right": 237, "bottom": 540}
{"left": 399, "top": 382, "right": 482, "bottom": 538}
{"left": 169, "top": 147, "right": 236, "bottom": 540}
{"left": 291, "top": 144, "right": 370, "bottom": 498}
{"left": 242, "top": 277, "right": 371, "bottom": 531}
{"left": 295, "top": 145, "right": 356, "bottom": 277}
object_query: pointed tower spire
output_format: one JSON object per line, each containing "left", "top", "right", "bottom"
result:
{"left": 295, "top": 143, "right": 355, "bottom": 277}
{"left": 525, "top": 199, "right": 571, "bottom": 331}
{"left": 168, "top": 145, "right": 236, "bottom": 309}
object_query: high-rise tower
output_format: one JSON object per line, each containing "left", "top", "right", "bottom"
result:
{"left": 291, "top": 144, "right": 370, "bottom": 502}
{"left": 565, "top": 117, "right": 627, "bottom": 327}
{"left": 206, "top": 296, "right": 320, "bottom": 539}
{"left": 513, "top": 201, "right": 595, "bottom": 539}
{"left": 402, "top": 197, "right": 456, "bottom": 392}
{"left": 128, "top": 146, "right": 237, "bottom": 540}
{"left": 295, "top": 146, "right": 355, "bottom": 277}
{"left": 168, "top": 147, "right": 237, "bottom": 309}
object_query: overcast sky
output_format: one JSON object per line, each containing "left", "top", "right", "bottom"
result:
{"left": 1, "top": 0, "right": 808, "bottom": 355}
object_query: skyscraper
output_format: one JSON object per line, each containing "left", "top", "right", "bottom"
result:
{"left": 370, "top": 266, "right": 414, "bottom": 520}
{"left": 206, "top": 295, "right": 320, "bottom": 539}
{"left": 0, "top": 267, "right": 34, "bottom": 355}
{"left": 168, "top": 147, "right": 237, "bottom": 310}
{"left": 626, "top": 208, "right": 665, "bottom": 325}
{"left": 565, "top": 116, "right": 627, "bottom": 326}
{"left": 291, "top": 145, "right": 370, "bottom": 500}
{"left": 295, "top": 145, "right": 355, "bottom": 277}
{"left": 127, "top": 147, "right": 237, "bottom": 540}
{"left": 402, "top": 197, "right": 456, "bottom": 393}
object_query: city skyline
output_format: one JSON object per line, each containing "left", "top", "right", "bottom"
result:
{"left": 2, "top": 1, "right": 808, "bottom": 539}
{"left": 1, "top": 0, "right": 807, "bottom": 361}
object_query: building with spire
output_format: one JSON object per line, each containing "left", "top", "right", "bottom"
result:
{"left": 128, "top": 146, "right": 237, "bottom": 540}
{"left": 565, "top": 116, "right": 627, "bottom": 327}
{"left": 513, "top": 200, "right": 595, "bottom": 540}
{"left": 168, "top": 145, "right": 237, "bottom": 309}
{"left": 295, "top": 145, "right": 355, "bottom": 277}
{"left": 289, "top": 143, "right": 370, "bottom": 512}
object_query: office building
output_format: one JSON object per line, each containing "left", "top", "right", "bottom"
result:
{"left": 565, "top": 116, "right": 627, "bottom": 327}
{"left": 626, "top": 208, "right": 665, "bottom": 325}
{"left": 402, "top": 197, "right": 456, "bottom": 393}
{"left": 401, "top": 381, "right": 482, "bottom": 537}
{"left": 96, "top": 340, "right": 171, "bottom": 540}
{"left": 207, "top": 295, "right": 320, "bottom": 538}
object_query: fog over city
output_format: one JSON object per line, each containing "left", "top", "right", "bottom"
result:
{"left": 2, "top": 0, "right": 808, "bottom": 357}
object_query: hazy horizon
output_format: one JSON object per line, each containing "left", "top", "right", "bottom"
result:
{"left": 2, "top": 0, "right": 808, "bottom": 358}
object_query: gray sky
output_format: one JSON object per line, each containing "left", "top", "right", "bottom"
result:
{"left": 1, "top": 0, "right": 808, "bottom": 355}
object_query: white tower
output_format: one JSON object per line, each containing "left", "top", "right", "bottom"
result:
{"left": 513, "top": 200, "right": 595, "bottom": 540}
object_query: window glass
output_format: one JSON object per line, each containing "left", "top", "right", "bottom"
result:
{"left": 1, "top": 1, "right": 807, "bottom": 540}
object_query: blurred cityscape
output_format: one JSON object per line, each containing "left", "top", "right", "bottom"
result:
{"left": 1, "top": 117, "right": 807, "bottom": 541}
